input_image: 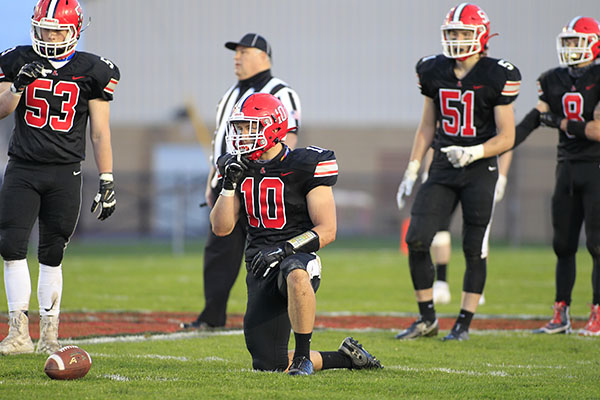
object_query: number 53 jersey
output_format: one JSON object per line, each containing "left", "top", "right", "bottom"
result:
{"left": 218, "top": 145, "right": 338, "bottom": 259}
{"left": 416, "top": 54, "right": 521, "bottom": 152}
{"left": 0, "top": 46, "right": 120, "bottom": 164}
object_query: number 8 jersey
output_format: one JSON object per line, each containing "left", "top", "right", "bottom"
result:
{"left": 218, "top": 145, "right": 338, "bottom": 259}
{"left": 0, "top": 46, "right": 120, "bottom": 163}
{"left": 416, "top": 54, "right": 521, "bottom": 153}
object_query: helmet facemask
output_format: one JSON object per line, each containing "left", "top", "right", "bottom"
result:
{"left": 557, "top": 33, "right": 599, "bottom": 66}
{"left": 441, "top": 25, "right": 486, "bottom": 59}
{"left": 226, "top": 116, "right": 274, "bottom": 160}
{"left": 31, "top": 18, "right": 79, "bottom": 59}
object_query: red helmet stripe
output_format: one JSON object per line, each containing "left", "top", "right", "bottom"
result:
{"left": 567, "top": 16, "right": 583, "bottom": 30}
{"left": 452, "top": 3, "right": 469, "bottom": 22}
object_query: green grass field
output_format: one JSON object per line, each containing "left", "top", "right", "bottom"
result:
{"left": 1, "top": 238, "right": 599, "bottom": 399}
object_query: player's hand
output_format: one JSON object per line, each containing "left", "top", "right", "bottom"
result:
{"left": 11, "top": 61, "right": 48, "bottom": 93}
{"left": 495, "top": 174, "right": 507, "bottom": 203}
{"left": 396, "top": 160, "right": 420, "bottom": 210}
{"left": 249, "top": 242, "right": 294, "bottom": 278}
{"left": 539, "top": 112, "right": 563, "bottom": 129}
{"left": 223, "top": 155, "right": 248, "bottom": 190}
{"left": 441, "top": 145, "right": 484, "bottom": 168}
{"left": 91, "top": 173, "right": 116, "bottom": 221}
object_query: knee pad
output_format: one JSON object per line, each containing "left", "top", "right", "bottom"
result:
{"left": 277, "top": 254, "right": 321, "bottom": 297}
{"left": 553, "top": 239, "right": 577, "bottom": 259}
{"left": 0, "top": 232, "right": 28, "bottom": 261}
{"left": 431, "top": 231, "right": 451, "bottom": 247}
{"left": 463, "top": 256, "right": 486, "bottom": 294}
{"left": 38, "top": 243, "right": 65, "bottom": 267}
{"left": 586, "top": 236, "right": 600, "bottom": 259}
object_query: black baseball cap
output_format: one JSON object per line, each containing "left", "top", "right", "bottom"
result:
{"left": 225, "top": 33, "right": 272, "bottom": 58}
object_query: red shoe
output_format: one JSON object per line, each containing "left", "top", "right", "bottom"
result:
{"left": 579, "top": 304, "right": 600, "bottom": 337}
{"left": 532, "top": 301, "right": 571, "bottom": 334}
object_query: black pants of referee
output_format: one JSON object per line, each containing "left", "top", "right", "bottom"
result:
{"left": 552, "top": 160, "right": 600, "bottom": 306}
{"left": 196, "top": 218, "right": 246, "bottom": 327}
{"left": 0, "top": 159, "right": 82, "bottom": 266}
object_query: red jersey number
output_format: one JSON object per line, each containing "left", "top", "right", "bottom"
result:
{"left": 24, "top": 79, "right": 80, "bottom": 133}
{"left": 562, "top": 92, "right": 584, "bottom": 139}
{"left": 440, "top": 89, "right": 476, "bottom": 137}
{"left": 241, "top": 177, "right": 286, "bottom": 229}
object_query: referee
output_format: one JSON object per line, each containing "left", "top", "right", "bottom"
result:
{"left": 181, "top": 33, "right": 301, "bottom": 329}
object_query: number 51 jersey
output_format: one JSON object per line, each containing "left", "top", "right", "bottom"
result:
{"left": 0, "top": 46, "right": 120, "bottom": 164}
{"left": 219, "top": 145, "right": 338, "bottom": 259}
{"left": 417, "top": 54, "right": 521, "bottom": 153}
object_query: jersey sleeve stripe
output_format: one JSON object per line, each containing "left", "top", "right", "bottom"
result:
{"left": 314, "top": 160, "right": 338, "bottom": 177}
{"left": 103, "top": 78, "right": 119, "bottom": 94}
{"left": 501, "top": 81, "right": 520, "bottom": 96}
{"left": 0, "top": 66, "right": 4, "bottom": 79}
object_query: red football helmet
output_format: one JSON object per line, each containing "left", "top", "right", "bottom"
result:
{"left": 441, "top": 3, "right": 490, "bottom": 60}
{"left": 31, "top": 0, "right": 84, "bottom": 59}
{"left": 226, "top": 93, "right": 290, "bottom": 161}
{"left": 557, "top": 16, "right": 600, "bottom": 66}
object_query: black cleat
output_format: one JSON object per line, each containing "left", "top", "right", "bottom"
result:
{"left": 338, "top": 337, "right": 383, "bottom": 369}
{"left": 179, "top": 318, "right": 218, "bottom": 330}
{"left": 442, "top": 324, "right": 470, "bottom": 341}
{"left": 288, "top": 356, "right": 314, "bottom": 376}
{"left": 395, "top": 318, "right": 439, "bottom": 340}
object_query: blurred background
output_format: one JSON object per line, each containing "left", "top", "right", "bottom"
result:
{"left": 1, "top": 0, "right": 598, "bottom": 251}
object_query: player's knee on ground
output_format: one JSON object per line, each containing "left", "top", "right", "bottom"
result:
{"left": 277, "top": 254, "right": 320, "bottom": 297}
{"left": 463, "top": 255, "right": 487, "bottom": 294}
{"left": 0, "top": 231, "right": 29, "bottom": 261}
{"left": 244, "top": 316, "right": 291, "bottom": 372}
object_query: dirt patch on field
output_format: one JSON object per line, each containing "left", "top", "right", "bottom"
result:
{"left": 0, "top": 312, "right": 588, "bottom": 339}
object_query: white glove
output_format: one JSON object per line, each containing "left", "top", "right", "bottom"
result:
{"left": 495, "top": 174, "right": 507, "bottom": 203}
{"left": 441, "top": 144, "right": 485, "bottom": 168}
{"left": 396, "top": 160, "right": 420, "bottom": 210}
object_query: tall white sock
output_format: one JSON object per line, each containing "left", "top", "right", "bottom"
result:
{"left": 38, "top": 263, "right": 62, "bottom": 317}
{"left": 4, "top": 259, "right": 31, "bottom": 312}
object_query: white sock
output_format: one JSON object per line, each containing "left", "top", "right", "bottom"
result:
{"left": 4, "top": 259, "right": 31, "bottom": 312}
{"left": 38, "top": 263, "right": 62, "bottom": 317}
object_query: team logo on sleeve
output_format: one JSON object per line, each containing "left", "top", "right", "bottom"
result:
{"left": 314, "top": 160, "right": 338, "bottom": 177}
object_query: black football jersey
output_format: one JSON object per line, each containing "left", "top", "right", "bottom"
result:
{"left": 0, "top": 46, "right": 120, "bottom": 163}
{"left": 538, "top": 64, "right": 600, "bottom": 161}
{"left": 417, "top": 55, "right": 521, "bottom": 158}
{"left": 217, "top": 145, "right": 338, "bottom": 259}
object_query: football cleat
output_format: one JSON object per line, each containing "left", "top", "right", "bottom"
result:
{"left": 579, "top": 304, "right": 600, "bottom": 336}
{"left": 442, "top": 323, "right": 470, "bottom": 341}
{"left": 36, "top": 315, "right": 61, "bottom": 354}
{"left": 433, "top": 280, "right": 451, "bottom": 304}
{"left": 338, "top": 337, "right": 383, "bottom": 369}
{"left": 0, "top": 311, "right": 34, "bottom": 355}
{"left": 395, "top": 318, "right": 439, "bottom": 340}
{"left": 288, "top": 356, "right": 314, "bottom": 376}
{"left": 179, "top": 317, "right": 219, "bottom": 330}
{"left": 533, "top": 301, "right": 572, "bottom": 334}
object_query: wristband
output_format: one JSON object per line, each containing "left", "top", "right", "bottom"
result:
{"left": 9, "top": 83, "right": 22, "bottom": 94}
{"left": 286, "top": 230, "right": 320, "bottom": 253}
{"left": 99, "top": 173, "right": 114, "bottom": 182}
{"left": 566, "top": 120, "right": 587, "bottom": 139}
{"left": 220, "top": 188, "right": 235, "bottom": 197}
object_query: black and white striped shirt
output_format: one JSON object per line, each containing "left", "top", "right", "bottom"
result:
{"left": 211, "top": 69, "right": 301, "bottom": 178}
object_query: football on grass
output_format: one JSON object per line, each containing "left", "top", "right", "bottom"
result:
{"left": 44, "top": 345, "right": 92, "bottom": 380}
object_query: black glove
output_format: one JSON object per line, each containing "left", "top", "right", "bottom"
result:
{"left": 249, "top": 242, "right": 294, "bottom": 278}
{"left": 539, "top": 112, "right": 563, "bottom": 129}
{"left": 11, "top": 61, "right": 47, "bottom": 93}
{"left": 223, "top": 155, "right": 248, "bottom": 190}
{"left": 91, "top": 174, "right": 116, "bottom": 221}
